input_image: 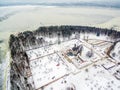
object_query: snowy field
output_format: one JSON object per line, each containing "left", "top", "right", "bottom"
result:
{"left": 29, "top": 53, "right": 70, "bottom": 89}
{"left": 25, "top": 37, "right": 120, "bottom": 90}
{"left": 43, "top": 59, "right": 120, "bottom": 90}
{"left": 87, "top": 39, "right": 113, "bottom": 56}
{"left": 110, "top": 42, "right": 120, "bottom": 62}
{"left": 26, "top": 39, "right": 79, "bottom": 60}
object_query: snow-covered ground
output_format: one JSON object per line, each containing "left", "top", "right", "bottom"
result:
{"left": 26, "top": 39, "right": 79, "bottom": 60}
{"left": 2, "top": 32, "right": 119, "bottom": 90}
{"left": 29, "top": 53, "right": 70, "bottom": 89}
{"left": 44, "top": 60, "right": 120, "bottom": 90}
{"left": 110, "top": 42, "right": 120, "bottom": 62}
{"left": 25, "top": 37, "right": 120, "bottom": 90}
{"left": 0, "top": 52, "right": 10, "bottom": 90}
{"left": 0, "top": 63, "right": 4, "bottom": 90}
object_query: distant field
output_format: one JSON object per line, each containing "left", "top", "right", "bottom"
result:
{"left": 0, "top": 5, "right": 120, "bottom": 51}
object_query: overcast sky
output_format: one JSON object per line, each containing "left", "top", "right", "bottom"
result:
{"left": 0, "top": 0, "right": 119, "bottom": 3}
{"left": 0, "top": 0, "right": 120, "bottom": 6}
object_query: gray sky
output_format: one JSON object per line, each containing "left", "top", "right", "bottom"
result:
{"left": 0, "top": 0, "right": 120, "bottom": 6}
{"left": 0, "top": 0, "right": 119, "bottom": 3}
